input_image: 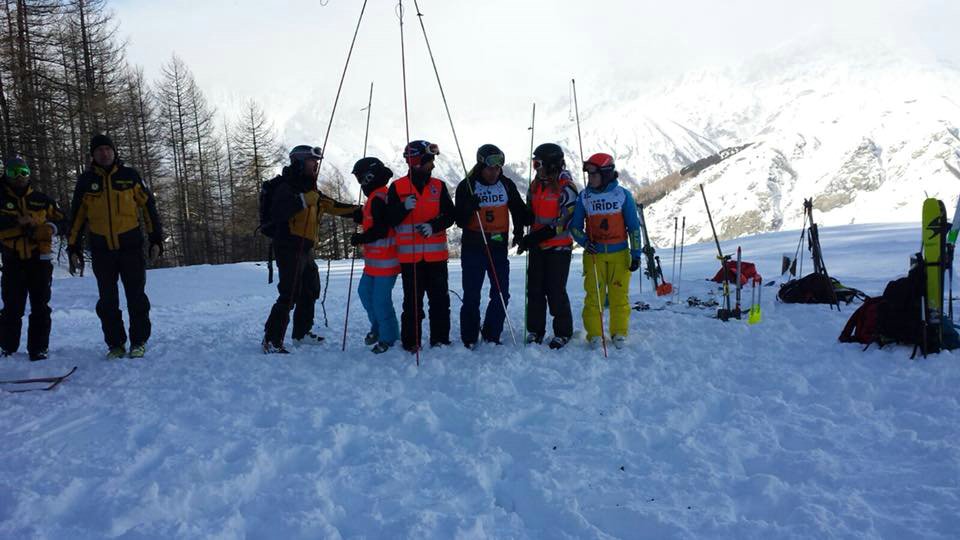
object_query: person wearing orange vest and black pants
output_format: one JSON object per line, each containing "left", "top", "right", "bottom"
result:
{"left": 570, "top": 153, "right": 642, "bottom": 349}
{"left": 515, "top": 143, "right": 578, "bottom": 349}
{"left": 0, "top": 156, "right": 66, "bottom": 361}
{"left": 454, "top": 144, "right": 527, "bottom": 349}
{"left": 67, "top": 135, "right": 164, "bottom": 359}
{"left": 385, "top": 140, "right": 456, "bottom": 353}
{"left": 262, "top": 145, "right": 361, "bottom": 353}
{"left": 348, "top": 157, "right": 400, "bottom": 354}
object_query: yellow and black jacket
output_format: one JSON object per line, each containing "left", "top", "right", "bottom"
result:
{"left": 268, "top": 167, "right": 359, "bottom": 251}
{"left": 0, "top": 183, "right": 65, "bottom": 261}
{"left": 67, "top": 160, "right": 163, "bottom": 252}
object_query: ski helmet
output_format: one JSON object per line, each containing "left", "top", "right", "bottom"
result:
{"left": 476, "top": 144, "right": 505, "bottom": 168}
{"left": 351, "top": 156, "right": 392, "bottom": 185}
{"left": 4, "top": 156, "right": 29, "bottom": 179}
{"left": 583, "top": 152, "right": 618, "bottom": 183}
{"left": 289, "top": 145, "right": 323, "bottom": 165}
{"left": 403, "top": 140, "right": 439, "bottom": 168}
{"left": 532, "top": 143, "right": 565, "bottom": 171}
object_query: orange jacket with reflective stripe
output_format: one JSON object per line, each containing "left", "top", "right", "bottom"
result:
{"left": 393, "top": 176, "right": 448, "bottom": 263}
{"left": 362, "top": 187, "right": 400, "bottom": 276}
{"left": 530, "top": 177, "right": 574, "bottom": 248}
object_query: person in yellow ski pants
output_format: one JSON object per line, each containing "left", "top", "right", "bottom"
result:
{"left": 570, "top": 153, "right": 642, "bottom": 348}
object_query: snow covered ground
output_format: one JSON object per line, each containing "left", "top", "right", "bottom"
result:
{"left": 1, "top": 223, "right": 958, "bottom": 539}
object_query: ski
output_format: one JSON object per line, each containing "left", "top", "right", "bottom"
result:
{"left": 0, "top": 366, "right": 77, "bottom": 393}
{"left": 636, "top": 204, "right": 661, "bottom": 291}
{"left": 922, "top": 198, "right": 948, "bottom": 353}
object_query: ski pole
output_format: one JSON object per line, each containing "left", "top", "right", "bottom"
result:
{"left": 342, "top": 81, "right": 374, "bottom": 351}
{"left": 700, "top": 184, "right": 732, "bottom": 321}
{"left": 572, "top": 77, "right": 607, "bottom": 357}
{"left": 524, "top": 102, "right": 535, "bottom": 341}
{"left": 675, "top": 216, "right": 685, "bottom": 302}
{"left": 398, "top": 0, "right": 419, "bottom": 366}
{"left": 735, "top": 246, "right": 742, "bottom": 318}
{"left": 671, "top": 216, "right": 678, "bottom": 287}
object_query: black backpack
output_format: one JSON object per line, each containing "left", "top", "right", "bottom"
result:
{"left": 877, "top": 263, "right": 940, "bottom": 357}
{"left": 778, "top": 273, "right": 864, "bottom": 304}
{"left": 258, "top": 176, "right": 283, "bottom": 238}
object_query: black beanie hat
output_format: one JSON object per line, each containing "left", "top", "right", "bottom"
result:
{"left": 90, "top": 134, "right": 115, "bottom": 156}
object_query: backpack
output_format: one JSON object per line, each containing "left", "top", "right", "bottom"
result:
{"left": 258, "top": 176, "right": 283, "bottom": 238}
{"left": 778, "top": 273, "right": 865, "bottom": 304}
{"left": 838, "top": 263, "right": 939, "bottom": 357}
{"left": 838, "top": 297, "right": 884, "bottom": 345}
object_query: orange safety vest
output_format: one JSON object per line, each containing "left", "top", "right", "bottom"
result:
{"left": 466, "top": 180, "right": 510, "bottom": 234}
{"left": 393, "top": 176, "right": 448, "bottom": 263}
{"left": 582, "top": 187, "right": 628, "bottom": 244}
{"left": 530, "top": 178, "right": 573, "bottom": 248}
{"left": 362, "top": 186, "right": 400, "bottom": 276}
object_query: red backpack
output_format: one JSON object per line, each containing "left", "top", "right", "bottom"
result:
{"left": 838, "top": 297, "right": 885, "bottom": 345}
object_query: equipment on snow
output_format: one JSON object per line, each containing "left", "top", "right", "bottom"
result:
{"left": 777, "top": 273, "right": 865, "bottom": 305}
{"left": 735, "top": 246, "right": 743, "bottom": 317}
{"left": 675, "top": 216, "right": 685, "bottom": 302}
{"left": 778, "top": 199, "right": 842, "bottom": 310}
{"left": 0, "top": 366, "right": 76, "bottom": 393}
{"left": 748, "top": 277, "right": 762, "bottom": 325}
{"left": 548, "top": 336, "right": 570, "bottom": 350}
{"left": 699, "top": 184, "right": 734, "bottom": 321}
{"left": 636, "top": 204, "right": 671, "bottom": 295}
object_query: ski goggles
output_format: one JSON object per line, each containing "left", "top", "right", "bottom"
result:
{"left": 290, "top": 145, "right": 323, "bottom": 162}
{"left": 480, "top": 153, "right": 505, "bottom": 168}
{"left": 5, "top": 165, "right": 29, "bottom": 178}
{"left": 583, "top": 164, "right": 601, "bottom": 175}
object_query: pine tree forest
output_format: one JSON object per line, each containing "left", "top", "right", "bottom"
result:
{"left": 0, "top": 0, "right": 356, "bottom": 267}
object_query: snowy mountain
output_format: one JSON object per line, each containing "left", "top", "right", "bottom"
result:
{"left": 2, "top": 223, "right": 959, "bottom": 538}
{"left": 278, "top": 42, "right": 960, "bottom": 250}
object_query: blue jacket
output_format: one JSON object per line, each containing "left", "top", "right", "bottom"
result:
{"left": 570, "top": 180, "right": 642, "bottom": 258}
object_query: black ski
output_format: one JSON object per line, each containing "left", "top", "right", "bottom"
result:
{"left": 0, "top": 366, "right": 77, "bottom": 393}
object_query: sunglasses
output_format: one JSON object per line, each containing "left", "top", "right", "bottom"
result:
{"left": 481, "top": 153, "right": 505, "bottom": 168}
{"left": 6, "top": 165, "right": 29, "bottom": 178}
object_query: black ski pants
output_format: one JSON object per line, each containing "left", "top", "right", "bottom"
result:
{"left": 91, "top": 246, "right": 151, "bottom": 349}
{"left": 526, "top": 249, "right": 573, "bottom": 339}
{"left": 400, "top": 260, "right": 450, "bottom": 350}
{"left": 0, "top": 255, "right": 53, "bottom": 355}
{"left": 264, "top": 246, "right": 321, "bottom": 346}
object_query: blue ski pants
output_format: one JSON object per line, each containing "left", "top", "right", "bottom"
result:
{"left": 460, "top": 244, "right": 510, "bottom": 344}
{"left": 358, "top": 272, "right": 399, "bottom": 346}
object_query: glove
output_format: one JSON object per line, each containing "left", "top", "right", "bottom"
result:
{"left": 148, "top": 233, "right": 164, "bottom": 262}
{"left": 516, "top": 234, "right": 535, "bottom": 254}
{"left": 404, "top": 196, "right": 417, "bottom": 210}
{"left": 629, "top": 258, "right": 641, "bottom": 272}
{"left": 352, "top": 208, "right": 363, "bottom": 224}
{"left": 415, "top": 222, "right": 434, "bottom": 238}
{"left": 584, "top": 241, "right": 600, "bottom": 255}
{"left": 349, "top": 232, "right": 363, "bottom": 246}
{"left": 67, "top": 245, "right": 84, "bottom": 277}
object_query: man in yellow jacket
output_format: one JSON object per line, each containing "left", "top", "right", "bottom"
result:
{"left": 0, "top": 156, "right": 65, "bottom": 361}
{"left": 67, "top": 134, "right": 164, "bottom": 359}
{"left": 261, "top": 145, "right": 361, "bottom": 354}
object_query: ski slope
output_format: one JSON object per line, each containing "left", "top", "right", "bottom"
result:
{"left": 1, "top": 223, "right": 958, "bottom": 539}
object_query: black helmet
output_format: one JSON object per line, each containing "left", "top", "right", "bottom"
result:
{"left": 533, "top": 143, "right": 565, "bottom": 171}
{"left": 476, "top": 144, "right": 505, "bottom": 167}
{"left": 289, "top": 144, "right": 323, "bottom": 165}
{"left": 352, "top": 157, "right": 392, "bottom": 185}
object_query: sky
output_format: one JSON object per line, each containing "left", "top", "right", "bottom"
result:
{"left": 111, "top": 0, "right": 960, "bottom": 168}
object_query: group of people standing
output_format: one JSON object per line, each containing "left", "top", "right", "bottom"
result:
{"left": 2, "top": 134, "right": 163, "bottom": 361}
{"left": 261, "top": 139, "right": 644, "bottom": 355}
{"left": 0, "top": 133, "right": 644, "bottom": 361}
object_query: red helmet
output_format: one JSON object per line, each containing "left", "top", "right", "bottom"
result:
{"left": 583, "top": 152, "right": 618, "bottom": 183}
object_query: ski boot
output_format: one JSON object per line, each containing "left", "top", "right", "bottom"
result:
{"left": 463, "top": 341, "right": 478, "bottom": 351}
{"left": 430, "top": 340, "right": 451, "bottom": 348}
{"left": 585, "top": 336, "right": 599, "bottom": 349}
{"left": 364, "top": 332, "right": 378, "bottom": 346}
{"left": 371, "top": 342, "right": 391, "bottom": 354}
{"left": 611, "top": 335, "right": 627, "bottom": 350}
{"left": 106, "top": 346, "right": 127, "bottom": 359}
{"left": 293, "top": 331, "right": 325, "bottom": 346}
{"left": 129, "top": 344, "right": 146, "bottom": 359}
{"left": 262, "top": 338, "right": 289, "bottom": 354}
{"left": 525, "top": 332, "right": 543, "bottom": 345}
{"left": 549, "top": 336, "right": 570, "bottom": 350}
{"left": 29, "top": 350, "right": 48, "bottom": 361}
{"left": 1, "top": 350, "right": 13, "bottom": 358}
